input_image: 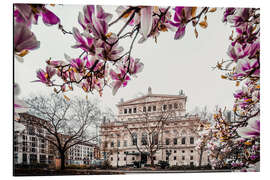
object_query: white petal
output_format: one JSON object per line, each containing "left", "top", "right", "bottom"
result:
{"left": 140, "top": 7, "right": 153, "bottom": 39}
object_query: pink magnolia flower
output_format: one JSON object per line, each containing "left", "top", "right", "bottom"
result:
{"left": 34, "top": 66, "right": 56, "bottom": 85}
{"left": 95, "top": 34, "right": 124, "bottom": 61}
{"left": 222, "top": 8, "right": 236, "bottom": 22}
{"left": 227, "top": 43, "right": 250, "bottom": 61}
{"left": 170, "top": 7, "right": 193, "bottom": 40}
{"left": 227, "top": 8, "right": 251, "bottom": 27}
{"left": 110, "top": 68, "right": 130, "bottom": 95}
{"left": 234, "top": 58, "right": 259, "bottom": 78}
{"left": 70, "top": 58, "right": 86, "bottom": 73}
{"left": 14, "top": 4, "right": 60, "bottom": 26}
{"left": 78, "top": 5, "right": 112, "bottom": 39}
{"left": 72, "top": 27, "right": 95, "bottom": 54}
{"left": 115, "top": 6, "right": 155, "bottom": 41}
{"left": 123, "top": 56, "right": 144, "bottom": 75}
{"left": 14, "top": 23, "right": 40, "bottom": 62}
{"left": 237, "top": 118, "right": 260, "bottom": 138}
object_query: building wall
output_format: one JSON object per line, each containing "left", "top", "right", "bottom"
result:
{"left": 100, "top": 90, "right": 209, "bottom": 167}
{"left": 14, "top": 126, "right": 55, "bottom": 165}
{"left": 66, "top": 144, "right": 95, "bottom": 165}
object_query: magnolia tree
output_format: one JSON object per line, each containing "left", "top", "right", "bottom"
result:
{"left": 13, "top": 4, "right": 260, "bottom": 171}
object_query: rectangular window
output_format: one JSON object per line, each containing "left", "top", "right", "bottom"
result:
{"left": 169, "top": 104, "right": 172, "bottom": 109}
{"left": 129, "top": 108, "right": 132, "bottom": 114}
{"left": 23, "top": 154, "right": 27, "bottom": 163}
{"left": 174, "top": 103, "right": 178, "bottom": 109}
{"left": 117, "top": 140, "right": 120, "bottom": 147}
{"left": 190, "top": 137, "right": 194, "bottom": 144}
{"left": 153, "top": 156, "right": 156, "bottom": 160}
{"left": 166, "top": 138, "right": 170, "bottom": 145}
{"left": 182, "top": 156, "right": 185, "bottom": 160}
{"left": 174, "top": 156, "right": 176, "bottom": 160}
{"left": 143, "top": 107, "right": 146, "bottom": 112}
{"left": 132, "top": 157, "right": 135, "bottom": 161}
{"left": 124, "top": 109, "right": 127, "bottom": 114}
{"left": 124, "top": 157, "right": 126, "bottom": 161}
{"left": 190, "top": 156, "right": 193, "bottom": 160}
{"left": 133, "top": 108, "right": 137, "bottom": 113}
{"left": 28, "top": 127, "right": 35, "bottom": 135}
{"left": 148, "top": 106, "right": 151, "bottom": 112}
{"left": 173, "top": 138, "right": 178, "bottom": 145}
{"left": 182, "top": 137, "right": 186, "bottom": 144}
{"left": 124, "top": 140, "right": 127, "bottom": 147}
{"left": 30, "top": 154, "right": 37, "bottom": 163}
{"left": 153, "top": 106, "right": 156, "bottom": 111}
{"left": 111, "top": 157, "right": 113, "bottom": 161}
{"left": 111, "top": 141, "right": 114, "bottom": 147}
{"left": 40, "top": 155, "right": 46, "bottom": 164}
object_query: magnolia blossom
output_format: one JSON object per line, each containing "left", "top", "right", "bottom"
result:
{"left": 34, "top": 66, "right": 56, "bottom": 85}
{"left": 78, "top": 5, "right": 112, "bottom": 39}
{"left": 14, "top": 4, "right": 60, "bottom": 26}
{"left": 237, "top": 118, "right": 260, "bottom": 138}
{"left": 14, "top": 23, "right": 40, "bottom": 62}
{"left": 226, "top": 8, "right": 251, "bottom": 27}
{"left": 72, "top": 27, "right": 95, "bottom": 54}
{"left": 123, "top": 57, "right": 144, "bottom": 75}
{"left": 234, "top": 58, "right": 259, "bottom": 78}
{"left": 110, "top": 68, "right": 130, "bottom": 95}
{"left": 170, "top": 7, "right": 193, "bottom": 40}
{"left": 95, "top": 33, "right": 124, "bottom": 61}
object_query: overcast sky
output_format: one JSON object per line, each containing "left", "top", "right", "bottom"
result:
{"left": 15, "top": 5, "right": 237, "bottom": 114}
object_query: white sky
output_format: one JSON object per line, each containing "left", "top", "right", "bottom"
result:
{"left": 15, "top": 5, "right": 237, "bottom": 115}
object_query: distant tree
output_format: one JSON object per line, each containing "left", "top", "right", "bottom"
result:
{"left": 24, "top": 94, "right": 101, "bottom": 170}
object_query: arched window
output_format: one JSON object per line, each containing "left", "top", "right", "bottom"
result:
{"left": 141, "top": 132, "right": 148, "bottom": 145}
{"left": 131, "top": 133, "right": 137, "bottom": 145}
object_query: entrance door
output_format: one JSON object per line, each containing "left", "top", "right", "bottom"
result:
{"left": 141, "top": 153, "right": 147, "bottom": 164}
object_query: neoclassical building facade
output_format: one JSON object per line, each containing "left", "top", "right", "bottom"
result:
{"left": 100, "top": 87, "right": 209, "bottom": 167}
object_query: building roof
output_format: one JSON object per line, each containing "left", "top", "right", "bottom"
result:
{"left": 117, "top": 93, "right": 187, "bottom": 107}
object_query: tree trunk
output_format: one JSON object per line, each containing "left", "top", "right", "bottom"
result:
{"left": 60, "top": 152, "right": 66, "bottom": 170}
{"left": 199, "top": 147, "right": 204, "bottom": 167}
{"left": 150, "top": 152, "right": 154, "bottom": 167}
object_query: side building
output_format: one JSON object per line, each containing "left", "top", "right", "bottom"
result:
{"left": 14, "top": 113, "right": 99, "bottom": 167}
{"left": 100, "top": 87, "right": 209, "bottom": 167}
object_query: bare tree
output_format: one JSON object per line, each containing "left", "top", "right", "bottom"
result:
{"left": 123, "top": 101, "right": 176, "bottom": 167}
{"left": 24, "top": 94, "right": 101, "bottom": 170}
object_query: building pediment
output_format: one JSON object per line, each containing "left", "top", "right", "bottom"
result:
{"left": 117, "top": 94, "right": 186, "bottom": 106}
